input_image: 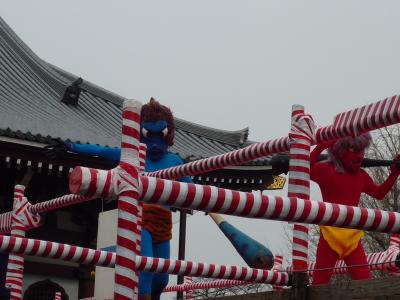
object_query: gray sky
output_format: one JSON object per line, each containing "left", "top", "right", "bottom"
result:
{"left": 3, "top": 1, "right": 400, "bottom": 298}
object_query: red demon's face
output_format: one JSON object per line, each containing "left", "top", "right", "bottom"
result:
{"left": 340, "top": 147, "right": 365, "bottom": 174}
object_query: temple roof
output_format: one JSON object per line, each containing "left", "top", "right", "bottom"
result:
{"left": 0, "top": 17, "right": 273, "bottom": 167}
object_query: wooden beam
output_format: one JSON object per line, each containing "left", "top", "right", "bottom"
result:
{"left": 217, "top": 276, "right": 400, "bottom": 300}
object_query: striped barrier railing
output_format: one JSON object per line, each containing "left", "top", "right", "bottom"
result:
{"left": 0, "top": 235, "right": 290, "bottom": 286}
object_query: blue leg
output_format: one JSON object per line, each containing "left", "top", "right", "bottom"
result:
{"left": 150, "top": 240, "right": 170, "bottom": 300}
{"left": 139, "top": 229, "right": 154, "bottom": 297}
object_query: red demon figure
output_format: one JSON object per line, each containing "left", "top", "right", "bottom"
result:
{"left": 310, "top": 133, "right": 400, "bottom": 285}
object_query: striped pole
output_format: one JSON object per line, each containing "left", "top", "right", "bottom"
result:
{"left": 0, "top": 235, "right": 290, "bottom": 286}
{"left": 288, "top": 105, "right": 313, "bottom": 272}
{"left": 114, "top": 99, "right": 142, "bottom": 300}
{"left": 0, "top": 194, "right": 92, "bottom": 234}
{"left": 1, "top": 234, "right": 397, "bottom": 283}
{"left": 315, "top": 95, "right": 400, "bottom": 143}
{"left": 54, "top": 291, "right": 61, "bottom": 300}
{"left": 164, "top": 278, "right": 249, "bottom": 293}
{"left": 184, "top": 276, "right": 194, "bottom": 299}
{"left": 140, "top": 176, "right": 400, "bottom": 233}
{"left": 5, "top": 185, "right": 41, "bottom": 300}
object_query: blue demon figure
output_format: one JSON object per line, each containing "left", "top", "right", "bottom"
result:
{"left": 46, "top": 98, "right": 190, "bottom": 300}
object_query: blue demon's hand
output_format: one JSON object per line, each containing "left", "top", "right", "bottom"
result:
{"left": 43, "top": 140, "right": 73, "bottom": 160}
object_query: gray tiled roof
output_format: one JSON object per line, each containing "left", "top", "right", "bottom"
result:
{"left": 0, "top": 17, "right": 261, "bottom": 164}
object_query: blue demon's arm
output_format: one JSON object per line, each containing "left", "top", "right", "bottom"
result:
{"left": 69, "top": 143, "right": 121, "bottom": 164}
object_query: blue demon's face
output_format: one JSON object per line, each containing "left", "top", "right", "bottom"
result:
{"left": 141, "top": 120, "right": 168, "bottom": 161}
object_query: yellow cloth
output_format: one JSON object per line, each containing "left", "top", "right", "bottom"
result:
{"left": 320, "top": 226, "right": 364, "bottom": 259}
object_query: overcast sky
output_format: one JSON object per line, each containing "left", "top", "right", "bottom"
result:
{"left": 3, "top": 1, "right": 400, "bottom": 299}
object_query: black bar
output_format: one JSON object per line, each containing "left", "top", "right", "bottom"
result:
{"left": 177, "top": 210, "right": 187, "bottom": 300}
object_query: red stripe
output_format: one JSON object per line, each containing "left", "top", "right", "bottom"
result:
{"left": 385, "top": 96, "right": 396, "bottom": 123}
{"left": 289, "top": 165, "right": 310, "bottom": 173}
{"left": 65, "top": 246, "right": 77, "bottom": 261}
{"left": 255, "top": 196, "right": 268, "bottom": 218}
{"left": 290, "top": 154, "right": 310, "bottom": 161}
{"left": 288, "top": 178, "right": 309, "bottom": 188}
{"left": 122, "top": 125, "right": 140, "bottom": 140}
{"left": 116, "top": 236, "right": 136, "bottom": 252}
{"left": 206, "top": 264, "right": 215, "bottom": 277}
{"left": 370, "top": 209, "right": 382, "bottom": 231}
{"left": 358, "top": 208, "right": 369, "bottom": 228}
{"left": 212, "top": 188, "right": 225, "bottom": 212}
{"left": 314, "top": 201, "right": 327, "bottom": 223}
{"left": 150, "top": 179, "right": 164, "bottom": 203}
{"left": 238, "top": 267, "right": 247, "bottom": 280}
{"left": 122, "top": 110, "right": 140, "bottom": 123}
{"left": 241, "top": 193, "right": 254, "bottom": 216}
{"left": 271, "top": 197, "right": 283, "bottom": 219}
{"left": 197, "top": 186, "right": 211, "bottom": 210}
{"left": 182, "top": 183, "right": 196, "bottom": 207}
{"left": 101, "top": 171, "right": 112, "bottom": 198}
{"left": 116, "top": 255, "right": 136, "bottom": 270}
{"left": 342, "top": 205, "right": 355, "bottom": 227}
{"left": 377, "top": 98, "right": 388, "bottom": 126}
{"left": 328, "top": 204, "right": 340, "bottom": 225}
{"left": 226, "top": 191, "right": 240, "bottom": 214}
{"left": 92, "top": 250, "right": 101, "bottom": 265}
{"left": 42, "top": 241, "right": 53, "bottom": 257}
{"left": 54, "top": 243, "right": 65, "bottom": 258}
{"left": 286, "top": 198, "right": 298, "bottom": 220}
{"left": 296, "top": 199, "right": 311, "bottom": 221}
{"left": 166, "top": 181, "right": 182, "bottom": 206}
{"left": 355, "top": 106, "right": 366, "bottom": 132}
{"left": 370, "top": 102, "right": 380, "bottom": 129}
{"left": 80, "top": 248, "right": 89, "bottom": 263}
{"left": 86, "top": 168, "right": 98, "bottom": 196}
{"left": 386, "top": 212, "right": 396, "bottom": 232}
{"left": 293, "top": 238, "right": 308, "bottom": 248}
{"left": 195, "top": 263, "right": 204, "bottom": 276}
{"left": 393, "top": 96, "right": 400, "bottom": 123}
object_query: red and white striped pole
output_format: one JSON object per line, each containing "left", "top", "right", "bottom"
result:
{"left": 54, "top": 291, "right": 61, "bottom": 300}
{"left": 288, "top": 105, "right": 314, "bottom": 271}
{"left": 114, "top": 99, "right": 142, "bottom": 300}
{"left": 184, "top": 276, "right": 194, "bottom": 300}
{"left": 288, "top": 105, "right": 314, "bottom": 296}
{"left": 5, "top": 185, "right": 41, "bottom": 300}
{"left": 135, "top": 143, "right": 146, "bottom": 283}
{"left": 0, "top": 235, "right": 290, "bottom": 286}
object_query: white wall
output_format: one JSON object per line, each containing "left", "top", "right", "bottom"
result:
{"left": 94, "top": 209, "right": 117, "bottom": 300}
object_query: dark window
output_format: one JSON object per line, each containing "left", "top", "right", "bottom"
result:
{"left": 24, "top": 279, "right": 69, "bottom": 300}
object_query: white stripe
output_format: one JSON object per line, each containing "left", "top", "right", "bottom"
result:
{"left": 206, "top": 186, "right": 219, "bottom": 211}
{"left": 332, "top": 205, "right": 347, "bottom": 227}
{"left": 248, "top": 192, "right": 262, "bottom": 217}
{"left": 349, "top": 207, "right": 361, "bottom": 227}
{"left": 80, "top": 167, "right": 91, "bottom": 193}
{"left": 265, "top": 196, "right": 277, "bottom": 218}
{"left": 191, "top": 184, "right": 204, "bottom": 208}
{"left": 160, "top": 179, "right": 173, "bottom": 205}
{"left": 175, "top": 181, "right": 188, "bottom": 206}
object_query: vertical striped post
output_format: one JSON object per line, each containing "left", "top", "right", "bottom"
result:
{"left": 288, "top": 105, "right": 313, "bottom": 297}
{"left": 272, "top": 255, "right": 285, "bottom": 291}
{"left": 5, "top": 185, "right": 26, "bottom": 300}
{"left": 114, "top": 99, "right": 142, "bottom": 300}
{"left": 135, "top": 144, "right": 146, "bottom": 279}
{"left": 184, "top": 276, "right": 194, "bottom": 300}
{"left": 54, "top": 291, "right": 62, "bottom": 300}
